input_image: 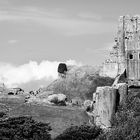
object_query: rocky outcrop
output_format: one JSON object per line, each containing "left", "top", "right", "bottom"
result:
{"left": 8, "top": 88, "right": 24, "bottom": 95}
{"left": 71, "top": 97, "right": 82, "bottom": 106}
{"left": 47, "top": 93, "right": 67, "bottom": 104}
{"left": 27, "top": 93, "right": 67, "bottom": 106}
{"left": 84, "top": 100, "right": 93, "bottom": 111}
{"left": 93, "top": 86, "right": 117, "bottom": 128}
{"left": 39, "top": 65, "right": 102, "bottom": 101}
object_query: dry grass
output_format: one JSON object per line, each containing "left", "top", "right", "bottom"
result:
{"left": 0, "top": 96, "right": 89, "bottom": 138}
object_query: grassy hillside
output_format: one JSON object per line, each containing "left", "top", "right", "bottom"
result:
{"left": 0, "top": 97, "right": 89, "bottom": 138}
{"left": 40, "top": 65, "right": 114, "bottom": 100}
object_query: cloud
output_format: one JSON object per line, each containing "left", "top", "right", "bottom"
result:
{"left": 8, "top": 39, "right": 18, "bottom": 44}
{"left": 0, "top": 7, "right": 116, "bottom": 36}
{"left": 0, "top": 60, "right": 82, "bottom": 88}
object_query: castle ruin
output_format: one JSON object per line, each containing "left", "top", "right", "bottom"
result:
{"left": 101, "top": 15, "right": 140, "bottom": 86}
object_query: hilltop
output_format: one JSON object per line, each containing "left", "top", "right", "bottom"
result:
{"left": 38, "top": 65, "right": 114, "bottom": 101}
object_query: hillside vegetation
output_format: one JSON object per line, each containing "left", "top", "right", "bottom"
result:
{"left": 5, "top": 102, "right": 89, "bottom": 138}
{"left": 41, "top": 65, "right": 114, "bottom": 100}
{"left": 0, "top": 73, "right": 139, "bottom": 139}
{"left": 53, "top": 87, "right": 140, "bottom": 140}
{"left": 99, "top": 88, "right": 140, "bottom": 140}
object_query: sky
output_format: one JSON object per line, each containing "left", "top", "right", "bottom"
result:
{"left": 0, "top": 0, "right": 139, "bottom": 90}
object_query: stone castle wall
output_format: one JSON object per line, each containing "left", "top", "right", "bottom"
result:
{"left": 100, "top": 15, "right": 140, "bottom": 78}
{"left": 100, "top": 61, "right": 118, "bottom": 78}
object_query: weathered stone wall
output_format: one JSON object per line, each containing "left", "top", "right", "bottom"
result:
{"left": 91, "top": 83, "right": 128, "bottom": 128}
{"left": 115, "top": 83, "right": 128, "bottom": 105}
{"left": 100, "top": 61, "right": 118, "bottom": 78}
{"left": 93, "top": 86, "right": 117, "bottom": 128}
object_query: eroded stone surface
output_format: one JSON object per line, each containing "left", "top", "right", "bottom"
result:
{"left": 115, "top": 83, "right": 128, "bottom": 105}
{"left": 93, "top": 86, "right": 117, "bottom": 128}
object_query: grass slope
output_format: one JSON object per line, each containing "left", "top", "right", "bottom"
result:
{"left": 0, "top": 98, "right": 89, "bottom": 138}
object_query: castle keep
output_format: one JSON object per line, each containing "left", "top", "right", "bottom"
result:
{"left": 101, "top": 15, "right": 140, "bottom": 86}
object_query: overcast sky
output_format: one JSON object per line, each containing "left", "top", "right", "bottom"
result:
{"left": 0, "top": 0, "right": 139, "bottom": 90}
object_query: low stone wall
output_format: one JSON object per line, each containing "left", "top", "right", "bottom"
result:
{"left": 93, "top": 86, "right": 117, "bottom": 128}
{"left": 91, "top": 83, "right": 128, "bottom": 128}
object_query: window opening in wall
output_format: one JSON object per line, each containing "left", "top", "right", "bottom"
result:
{"left": 129, "top": 54, "right": 133, "bottom": 59}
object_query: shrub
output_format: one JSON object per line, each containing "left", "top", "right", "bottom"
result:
{"left": 0, "top": 116, "right": 52, "bottom": 140}
{"left": 0, "top": 112, "right": 6, "bottom": 118}
{"left": 54, "top": 124, "right": 102, "bottom": 140}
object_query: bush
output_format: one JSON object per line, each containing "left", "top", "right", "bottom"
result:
{"left": 0, "top": 112, "right": 7, "bottom": 118}
{"left": 0, "top": 116, "right": 52, "bottom": 140}
{"left": 54, "top": 124, "right": 102, "bottom": 140}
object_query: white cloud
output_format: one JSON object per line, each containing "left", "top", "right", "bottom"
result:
{"left": 0, "top": 60, "right": 82, "bottom": 88}
{"left": 8, "top": 39, "right": 18, "bottom": 44}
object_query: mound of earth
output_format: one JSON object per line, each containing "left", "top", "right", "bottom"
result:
{"left": 37, "top": 65, "right": 114, "bottom": 101}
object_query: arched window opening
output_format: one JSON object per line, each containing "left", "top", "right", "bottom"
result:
{"left": 129, "top": 54, "right": 133, "bottom": 59}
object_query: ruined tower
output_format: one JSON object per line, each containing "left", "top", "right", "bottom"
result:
{"left": 100, "top": 15, "right": 140, "bottom": 85}
{"left": 116, "top": 16, "right": 126, "bottom": 74}
{"left": 117, "top": 15, "right": 140, "bottom": 85}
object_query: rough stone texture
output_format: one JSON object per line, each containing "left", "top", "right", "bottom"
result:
{"left": 71, "top": 97, "right": 82, "bottom": 106}
{"left": 93, "top": 86, "right": 117, "bottom": 128}
{"left": 84, "top": 100, "right": 93, "bottom": 110}
{"left": 93, "top": 92, "right": 96, "bottom": 102}
{"left": 58, "top": 63, "right": 67, "bottom": 74}
{"left": 47, "top": 94, "right": 67, "bottom": 103}
{"left": 115, "top": 83, "right": 128, "bottom": 104}
{"left": 8, "top": 88, "right": 24, "bottom": 95}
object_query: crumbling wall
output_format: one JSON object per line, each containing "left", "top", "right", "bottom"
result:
{"left": 93, "top": 86, "right": 117, "bottom": 128}
{"left": 91, "top": 83, "right": 128, "bottom": 129}
{"left": 100, "top": 61, "right": 118, "bottom": 78}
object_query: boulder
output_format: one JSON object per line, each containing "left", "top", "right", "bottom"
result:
{"left": 71, "top": 97, "right": 82, "bottom": 106}
{"left": 8, "top": 88, "right": 24, "bottom": 95}
{"left": 94, "top": 86, "right": 117, "bottom": 128}
{"left": 47, "top": 94, "right": 67, "bottom": 104}
{"left": 84, "top": 100, "right": 93, "bottom": 111}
